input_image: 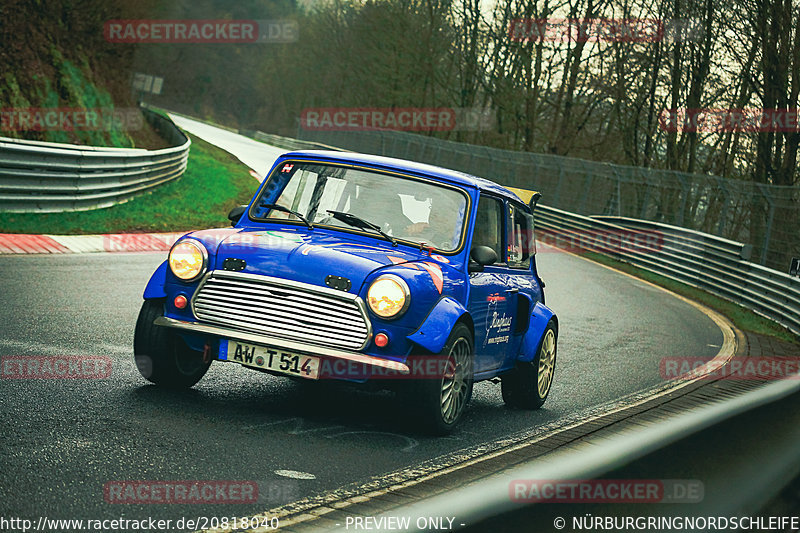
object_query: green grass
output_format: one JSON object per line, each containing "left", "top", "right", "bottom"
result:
{"left": 2, "top": 58, "right": 146, "bottom": 148}
{"left": 582, "top": 251, "right": 799, "bottom": 344}
{"left": 0, "top": 133, "right": 258, "bottom": 234}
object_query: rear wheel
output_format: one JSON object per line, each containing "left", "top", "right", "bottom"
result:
{"left": 502, "top": 322, "right": 557, "bottom": 409}
{"left": 133, "top": 299, "right": 211, "bottom": 388}
{"left": 409, "top": 323, "right": 474, "bottom": 435}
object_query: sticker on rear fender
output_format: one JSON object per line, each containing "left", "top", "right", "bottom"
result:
{"left": 218, "top": 339, "right": 320, "bottom": 379}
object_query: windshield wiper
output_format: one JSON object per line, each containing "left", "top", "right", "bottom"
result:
{"left": 326, "top": 210, "right": 397, "bottom": 246}
{"left": 262, "top": 203, "right": 313, "bottom": 229}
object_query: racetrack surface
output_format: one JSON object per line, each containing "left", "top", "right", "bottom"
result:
{"left": 0, "top": 246, "right": 721, "bottom": 523}
{"left": 167, "top": 113, "right": 285, "bottom": 179}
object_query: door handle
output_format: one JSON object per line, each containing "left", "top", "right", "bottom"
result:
{"left": 505, "top": 288, "right": 519, "bottom": 293}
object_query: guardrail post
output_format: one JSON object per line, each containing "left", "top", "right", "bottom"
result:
{"left": 639, "top": 168, "right": 651, "bottom": 219}
{"left": 609, "top": 165, "right": 623, "bottom": 216}
{"left": 552, "top": 164, "right": 565, "bottom": 209}
{"left": 580, "top": 167, "right": 593, "bottom": 214}
{"left": 675, "top": 172, "right": 688, "bottom": 226}
{"left": 715, "top": 177, "right": 730, "bottom": 236}
{"left": 759, "top": 183, "right": 776, "bottom": 266}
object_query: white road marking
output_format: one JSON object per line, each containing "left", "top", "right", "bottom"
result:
{"left": 274, "top": 470, "right": 316, "bottom": 480}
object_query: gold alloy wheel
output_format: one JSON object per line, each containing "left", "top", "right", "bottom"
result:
{"left": 537, "top": 328, "right": 556, "bottom": 398}
{"left": 440, "top": 337, "right": 471, "bottom": 424}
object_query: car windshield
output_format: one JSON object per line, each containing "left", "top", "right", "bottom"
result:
{"left": 250, "top": 162, "right": 469, "bottom": 252}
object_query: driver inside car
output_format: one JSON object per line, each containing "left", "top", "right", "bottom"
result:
{"left": 405, "top": 195, "right": 463, "bottom": 250}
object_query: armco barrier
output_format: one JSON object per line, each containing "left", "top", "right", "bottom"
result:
{"left": 0, "top": 108, "right": 190, "bottom": 213}
{"left": 240, "top": 129, "right": 342, "bottom": 152}
{"left": 535, "top": 205, "right": 800, "bottom": 337}
{"left": 350, "top": 376, "right": 800, "bottom": 532}
{"left": 154, "top": 111, "right": 800, "bottom": 339}
{"left": 297, "top": 127, "right": 800, "bottom": 270}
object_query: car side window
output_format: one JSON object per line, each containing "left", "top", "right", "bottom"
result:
{"left": 473, "top": 195, "right": 504, "bottom": 262}
{"left": 507, "top": 202, "right": 534, "bottom": 269}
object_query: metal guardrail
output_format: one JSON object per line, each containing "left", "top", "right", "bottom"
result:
{"left": 239, "top": 129, "right": 342, "bottom": 152}
{"left": 368, "top": 374, "right": 800, "bottom": 531}
{"left": 534, "top": 205, "right": 800, "bottom": 338}
{"left": 297, "top": 127, "right": 800, "bottom": 271}
{"left": 148, "top": 112, "right": 800, "bottom": 338}
{"left": 0, "top": 109, "right": 190, "bottom": 213}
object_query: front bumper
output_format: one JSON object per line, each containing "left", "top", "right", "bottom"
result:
{"left": 154, "top": 316, "right": 410, "bottom": 375}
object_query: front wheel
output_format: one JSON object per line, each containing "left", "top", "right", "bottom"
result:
{"left": 408, "top": 322, "right": 474, "bottom": 435}
{"left": 133, "top": 299, "right": 211, "bottom": 388}
{"left": 501, "top": 322, "right": 557, "bottom": 409}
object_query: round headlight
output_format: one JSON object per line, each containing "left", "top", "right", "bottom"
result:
{"left": 169, "top": 240, "right": 208, "bottom": 281}
{"left": 367, "top": 275, "right": 410, "bottom": 319}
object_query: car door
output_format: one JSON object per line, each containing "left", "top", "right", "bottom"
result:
{"left": 501, "top": 200, "right": 540, "bottom": 366}
{"left": 468, "top": 194, "right": 518, "bottom": 374}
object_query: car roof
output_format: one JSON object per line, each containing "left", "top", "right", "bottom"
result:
{"left": 281, "top": 149, "right": 525, "bottom": 204}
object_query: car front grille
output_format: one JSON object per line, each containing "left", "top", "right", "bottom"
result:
{"left": 192, "top": 271, "right": 371, "bottom": 351}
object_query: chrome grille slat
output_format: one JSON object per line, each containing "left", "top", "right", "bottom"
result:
{"left": 192, "top": 272, "right": 371, "bottom": 350}
{"left": 194, "top": 300, "right": 368, "bottom": 336}
{"left": 194, "top": 300, "right": 367, "bottom": 333}
{"left": 193, "top": 306, "right": 366, "bottom": 348}
{"left": 195, "top": 293, "right": 366, "bottom": 329}
{"left": 202, "top": 281, "right": 363, "bottom": 318}
{"left": 211, "top": 277, "right": 353, "bottom": 305}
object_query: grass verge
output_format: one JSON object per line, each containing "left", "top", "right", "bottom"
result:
{"left": 582, "top": 251, "right": 799, "bottom": 345}
{"left": 0, "top": 133, "right": 258, "bottom": 234}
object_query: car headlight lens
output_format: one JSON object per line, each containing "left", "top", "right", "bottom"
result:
{"left": 169, "top": 240, "right": 207, "bottom": 281}
{"left": 367, "top": 275, "right": 410, "bottom": 319}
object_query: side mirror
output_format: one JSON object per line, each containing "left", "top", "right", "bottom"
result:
{"left": 469, "top": 245, "right": 498, "bottom": 272}
{"left": 228, "top": 205, "right": 247, "bottom": 226}
{"left": 529, "top": 192, "right": 542, "bottom": 210}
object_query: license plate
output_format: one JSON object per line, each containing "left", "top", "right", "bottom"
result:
{"left": 219, "top": 340, "right": 320, "bottom": 380}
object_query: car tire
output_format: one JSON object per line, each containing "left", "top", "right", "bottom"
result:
{"left": 133, "top": 299, "right": 211, "bottom": 388}
{"left": 501, "top": 321, "right": 557, "bottom": 409}
{"left": 408, "top": 322, "right": 474, "bottom": 435}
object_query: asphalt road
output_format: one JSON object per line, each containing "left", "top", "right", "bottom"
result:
{"left": 167, "top": 113, "right": 285, "bottom": 179}
{"left": 0, "top": 248, "right": 722, "bottom": 527}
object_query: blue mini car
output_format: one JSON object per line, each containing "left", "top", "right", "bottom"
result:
{"left": 134, "top": 151, "right": 558, "bottom": 433}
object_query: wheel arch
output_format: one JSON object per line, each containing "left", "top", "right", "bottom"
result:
{"left": 143, "top": 260, "right": 168, "bottom": 299}
{"left": 517, "top": 302, "right": 558, "bottom": 363}
{"left": 406, "top": 296, "right": 471, "bottom": 354}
